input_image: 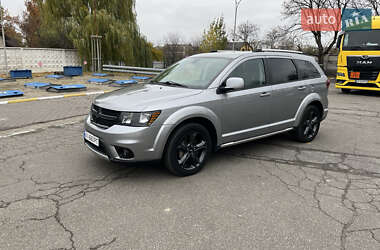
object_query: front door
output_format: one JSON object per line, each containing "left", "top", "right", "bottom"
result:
{"left": 219, "top": 58, "right": 273, "bottom": 144}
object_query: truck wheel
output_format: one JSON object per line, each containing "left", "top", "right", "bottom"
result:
{"left": 291, "top": 105, "right": 321, "bottom": 143}
{"left": 164, "top": 123, "right": 212, "bottom": 177}
{"left": 341, "top": 89, "right": 351, "bottom": 94}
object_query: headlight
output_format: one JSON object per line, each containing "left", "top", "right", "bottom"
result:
{"left": 121, "top": 112, "right": 133, "bottom": 125}
{"left": 337, "top": 72, "right": 345, "bottom": 77}
{"left": 120, "top": 111, "right": 161, "bottom": 127}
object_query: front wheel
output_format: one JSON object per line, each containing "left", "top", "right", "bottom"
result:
{"left": 291, "top": 105, "right": 321, "bottom": 143}
{"left": 164, "top": 123, "right": 212, "bottom": 177}
{"left": 341, "top": 88, "right": 351, "bottom": 94}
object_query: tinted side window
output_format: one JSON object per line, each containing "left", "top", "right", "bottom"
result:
{"left": 228, "top": 59, "right": 266, "bottom": 89}
{"left": 267, "top": 58, "right": 298, "bottom": 84}
{"left": 294, "top": 60, "right": 321, "bottom": 80}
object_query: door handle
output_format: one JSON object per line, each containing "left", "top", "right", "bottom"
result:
{"left": 260, "top": 92, "right": 271, "bottom": 97}
{"left": 298, "top": 86, "right": 307, "bottom": 91}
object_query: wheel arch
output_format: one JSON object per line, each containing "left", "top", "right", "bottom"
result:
{"left": 162, "top": 106, "right": 221, "bottom": 154}
{"left": 294, "top": 93, "right": 324, "bottom": 127}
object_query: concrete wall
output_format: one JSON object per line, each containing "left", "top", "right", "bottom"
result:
{"left": 313, "top": 55, "right": 338, "bottom": 76}
{"left": 323, "top": 54, "right": 338, "bottom": 76}
{"left": 0, "top": 47, "right": 81, "bottom": 74}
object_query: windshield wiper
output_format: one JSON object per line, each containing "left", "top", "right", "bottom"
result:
{"left": 152, "top": 81, "right": 188, "bottom": 88}
{"left": 149, "top": 80, "right": 161, "bottom": 85}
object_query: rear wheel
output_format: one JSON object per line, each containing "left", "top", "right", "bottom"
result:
{"left": 164, "top": 123, "right": 212, "bottom": 177}
{"left": 341, "top": 88, "right": 351, "bottom": 94}
{"left": 291, "top": 105, "right": 321, "bottom": 143}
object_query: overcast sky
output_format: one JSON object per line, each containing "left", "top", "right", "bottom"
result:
{"left": 3, "top": 0, "right": 284, "bottom": 44}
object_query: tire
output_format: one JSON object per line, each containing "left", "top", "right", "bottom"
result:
{"left": 164, "top": 123, "right": 212, "bottom": 177}
{"left": 341, "top": 88, "right": 351, "bottom": 94}
{"left": 291, "top": 105, "right": 321, "bottom": 143}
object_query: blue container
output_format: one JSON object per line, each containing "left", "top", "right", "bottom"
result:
{"left": 0, "top": 90, "right": 24, "bottom": 98}
{"left": 10, "top": 70, "right": 32, "bottom": 79}
{"left": 63, "top": 66, "right": 83, "bottom": 77}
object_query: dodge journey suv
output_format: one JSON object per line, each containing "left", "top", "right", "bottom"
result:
{"left": 84, "top": 50, "right": 329, "bottom": 176}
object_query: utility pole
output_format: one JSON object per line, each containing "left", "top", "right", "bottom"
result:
{"left": 0, "top": 0, "right": 8, "bottom": 73}
{"left": 232, "top": 0, "right": 243, "bottom": 51}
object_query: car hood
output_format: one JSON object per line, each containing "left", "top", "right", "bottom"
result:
{"left": 93, "top": 84, "right": 203, "bottom": 111}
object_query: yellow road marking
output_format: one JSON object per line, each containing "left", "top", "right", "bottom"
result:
{"left": 7, "top": 98, "right": 39, "bottom": 104}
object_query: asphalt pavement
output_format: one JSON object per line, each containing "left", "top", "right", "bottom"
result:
{"left": 1, "top": 87, "right": 380, "bottom": 250}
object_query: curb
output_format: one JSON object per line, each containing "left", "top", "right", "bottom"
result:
{"left": 0, "top": 91, "right": 111, "bottom": 105}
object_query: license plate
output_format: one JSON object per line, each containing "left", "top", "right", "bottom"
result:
{"left": 350, "top": 72, "right": 360, "bottom": 79}
{"left": 84, "top": 131, "right": 99, "bottom": 147}
{"left": 356, "top": 80, "right": 369, "bottom": 84}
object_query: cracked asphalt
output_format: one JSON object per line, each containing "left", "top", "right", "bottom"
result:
{"left": 1, "top": 87, "right": 380, "bottom": 250}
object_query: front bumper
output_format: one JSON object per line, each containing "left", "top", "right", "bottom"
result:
{"left": 84, "top": 116, "right": 173, "bottom": 162}
{"left": 335, "top": 81, "right": 380, "bottom": 91}
{"left": 335, "top": 69, "right": 380, "bottom": 91}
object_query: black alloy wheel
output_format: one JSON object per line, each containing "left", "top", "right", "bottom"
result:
{"left": 292, "top": 105, "right": 321, "bottom": 143}
{"left": 164, "top": 123, "right": 212, "bottom": 176}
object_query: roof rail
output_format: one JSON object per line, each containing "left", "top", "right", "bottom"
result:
{"left": 256, "top": 49, "right": 304, "bottom": 54}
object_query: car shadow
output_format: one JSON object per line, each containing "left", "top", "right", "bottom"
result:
{"left": 105, "top": 133, "right": 292, "bottom": 179}
{"left": 342, "top": 90, "right": 380, "bottom": 97}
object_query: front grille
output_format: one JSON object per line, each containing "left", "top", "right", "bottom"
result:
{"left": 91, "top": 105, "right": 121, "bottom": 129}
{"left": 347, "top": 56, "right": 380, "bottom": 71}
{"left": 349, "top": 71, "right": 379, "bottom": 81}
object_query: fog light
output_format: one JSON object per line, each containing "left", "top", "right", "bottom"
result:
{"left": 115, "top": 146, "right": 134, "bottom": 159}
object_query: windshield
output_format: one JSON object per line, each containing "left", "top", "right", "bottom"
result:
{"left": 343, "top": 30, "right": 380, "bottom": 51}
{"left": 152, "top": 57, "right": 232, "bottom": 89}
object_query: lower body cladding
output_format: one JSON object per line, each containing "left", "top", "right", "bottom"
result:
{"left": 84, "top": 116, "right": 171, "bottom": 162}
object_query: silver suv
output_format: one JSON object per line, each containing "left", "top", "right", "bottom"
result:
{"left": 84, "top": 51, "right": 329, "bottom": 176}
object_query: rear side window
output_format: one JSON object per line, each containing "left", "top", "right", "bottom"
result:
{"left": 266, "top": 58, "right": 298, "bottom": 84}
{"left": 294, "top": 60, "right": 321, "bottom": 80}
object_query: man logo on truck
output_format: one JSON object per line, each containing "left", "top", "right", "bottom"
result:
{"left": 356, "top": 60, "right": 373, "bottom": 65}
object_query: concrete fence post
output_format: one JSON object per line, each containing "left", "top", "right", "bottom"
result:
{"left": 20, "top": 48, "right": 24, "bottom": 69}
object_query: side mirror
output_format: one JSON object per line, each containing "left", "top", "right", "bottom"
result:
{"left": 217, "top": 77, "right": 244, "bottom": 94}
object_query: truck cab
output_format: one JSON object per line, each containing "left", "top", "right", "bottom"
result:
{"left": 336, "top": 16, "right": 380, "bottom": 93}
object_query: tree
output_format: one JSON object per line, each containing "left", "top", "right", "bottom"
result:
{"left": 20, "top": 0, "right": 42, "bottom": 47}
{"left": 283, "top": 0, "right": 350, "bottom": 64}
{"left": 162, "top": 33, "right": 183, "bottom": 67}
{"left": 264, "top": 27, "right": 284, "bottom": 49}
{"left": 189, "top": 36, "right": 202, "bottom": 55}
{"left": 236, "top": 21, "right": 260, "bottom": 51}
{"left": 200, "top": 17, "right": 228, "bottom": 52}
{"left": 0, "top": 7, "right": 22, "bottom": 46}
{"left": 352, "top": 0, "right": 380, "bottom": 15}
{"left": 264, "top": 26, "right": 301, "bottom": 50}
{"left": 150, "top": 44, "right": 163, "bottom": 62}
{"left": 38, "top": 0, "right": 152, "bottom": 67}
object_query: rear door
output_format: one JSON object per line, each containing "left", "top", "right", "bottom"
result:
{"left": 265, "top": 57, "right": 311, "bottom": 129}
